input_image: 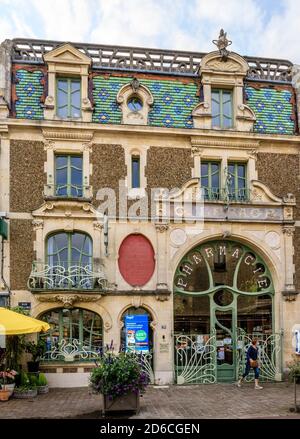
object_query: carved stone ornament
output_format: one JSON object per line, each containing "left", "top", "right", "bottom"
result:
{"left": 36, "top": 294, "right": 101, "bottom": 308}
{"left": 282, "top": 226, "right": 295, "bottom": 236}
{"left": 44, "top": 95, "right": 55, "bottom": 109}
{"left": 212, "top": 29, "right": 232, "bottom": 60}
{"left": 191, "top": 145, "right": 204, "bottom": 156}
{"left": 155, "top": 223, "right": 169, "bottom": 233}
{"left": 104, "top": 321, "right": 112, "bottom": 332}
{"left": 32, "top": 220, "right": 44, "bottom": 230}
{"left": 93, "top": 221, "right": 104, "bottom": 231}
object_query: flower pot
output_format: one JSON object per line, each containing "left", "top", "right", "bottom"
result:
{"left": 0, "top": 389, "right": 10, "bottom": 401}
{"left": 102, "top": 392, "right": 140, "bottom": 415}
{"left": 1, "top": 383, "right": 15, "bottom": 396}
{"left": 13, "top": 388, "right": 38, "bottom": 399}
{"left": 27, "top": 361, "right": 40, "bottom": 373}
{"left": 37, "top": 385, "right": 49, "bottom": 394}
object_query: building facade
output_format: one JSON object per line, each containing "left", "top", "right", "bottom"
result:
{"left": 0, "top": 33, "right": 299, "bottom": 386}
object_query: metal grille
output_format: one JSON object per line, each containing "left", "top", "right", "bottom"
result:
{"left": 11, "top": 38, "right": 293, "bottom": 82}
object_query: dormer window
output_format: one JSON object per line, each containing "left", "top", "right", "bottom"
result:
{"left": 43, "top": 43, "right": 92, "bottom": 122}
{"left": 57, "top": 78, "right": 81, "bottom": 119}
{"left": 117, "top": 79, "right": 153, "bottom": 125}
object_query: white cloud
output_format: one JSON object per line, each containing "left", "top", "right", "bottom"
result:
{"left": 0, "top": 0, "right": 299, "bottom": 63}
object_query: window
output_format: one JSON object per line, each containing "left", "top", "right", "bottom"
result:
{"left": 47, "top": 232, "right": 92, "bottom": 267}
{"left": 131, "top": 155, "right": 140, "bottom": 188}
{"left": 57, "top": 78, "right": 81, "bottom": 118}
{"left": 201, "top": 161, "right": 220, "bottom": 200}
{"left": 55, "top": 155, "right": 83, "bottom": 197}
{"left": 127, "top": 96, "right": 143, "bottom": 112}
{"left": 40, "top": 308, "right": 103, "bottom": 362}
{"left": 227, "top": 163, "right": 247, "bottom": 201}
{"left": 47, "top": 232, "right": 92, "bottom": 288}
{"left": 211, "top": 89, "right": 232, "bottom": 128}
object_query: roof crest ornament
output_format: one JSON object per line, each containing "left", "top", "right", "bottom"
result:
{"left": 212, "top": 29, "right": 232, "bottom": 61}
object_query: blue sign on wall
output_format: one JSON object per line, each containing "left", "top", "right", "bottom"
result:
{"left": 125, "top": 314, "right": 149, "bottom": 352}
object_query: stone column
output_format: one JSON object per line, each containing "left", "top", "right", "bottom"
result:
{"left": 155, "top": 223, "right": 169, "bottom": 291}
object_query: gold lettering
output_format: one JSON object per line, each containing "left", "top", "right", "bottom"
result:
{"left": 245, "top": 255, "right": 255, "bottom": 265}
{"left": 205, "top": 248, "right": 214, "bottom": 258}
{"left": 182, "top": 264, "right": 193, "bottom": 275}
{"left": 192, "top": 254, "right": 202, "bottom": 264}
{"left": 177, "top": 278, "right": 188, "bottom": 288}
{"left": 232, "top": 248, "right": 240, "bottom": 259}
{"left": 219, "top": 246, "right": 226, "bottom": 256}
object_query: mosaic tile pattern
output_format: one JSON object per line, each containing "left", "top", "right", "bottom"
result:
{"left": 245, "top": 86, "right": 295, "bottom": 134}
{"left": 92, "top": 76, "right": 198, "bottom": 128}
{"left": 15, "top": 69, "right": 44, "bottom": 119}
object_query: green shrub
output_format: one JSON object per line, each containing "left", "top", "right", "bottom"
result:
{"left": 38, "top": 373, "right": 48, "bottom": 386}
{"left": 28, "top": 374, "right": 38, "bottom": 387}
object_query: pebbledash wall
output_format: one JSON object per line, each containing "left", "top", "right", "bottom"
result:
{"left": 0, "top": 36, "right": 299, "bottom": 387}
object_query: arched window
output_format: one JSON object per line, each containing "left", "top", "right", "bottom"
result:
{"left": 39, "top": 308, "right": 102, "bottom": 362}
{"left": 46, "top": 232, "right": 93, "bottom": 289}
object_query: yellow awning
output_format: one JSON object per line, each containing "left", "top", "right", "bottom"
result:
{"left": 0, "top": 307, "right": 50, "bottom": 335}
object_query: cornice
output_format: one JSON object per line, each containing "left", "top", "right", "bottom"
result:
{"left": 190, "top": 137, "right": 260, "bottom": 149}
{"left": 42, "top": 129, "right": 94, "bottom": 141}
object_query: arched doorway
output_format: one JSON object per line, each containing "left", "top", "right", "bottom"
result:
{"left": 39, "top": 308, "right": 103, "bottom": 362}
{"left": 120, "top": 307, "right": 154, "bottom": 384}
{"left": 173, "top": 240, "right": 280, "bottom": 384}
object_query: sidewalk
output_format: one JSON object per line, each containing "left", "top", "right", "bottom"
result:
{"left": 0, "top": 382, "right": 299, "bottom": 419}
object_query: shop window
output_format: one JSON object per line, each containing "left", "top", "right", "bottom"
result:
{"left": 131, "top": 155, "right": 140, "bottom": 188}
{"left": 227, "top": 162, "right": 247, "bottom": 201}
{"left": 211, "top": 89, "right": 232, "bottom": 128}
{"left": 39, "top": 308, "right": 103, "bottom": 362}
{"left": 55, "top": 154, "right": 83, "bottom": 197}
{"left": 56, "top": 78, "right": 81, "bottom": 119}
{"left": 201, "top": 161, "right": 220, "bottom": 200}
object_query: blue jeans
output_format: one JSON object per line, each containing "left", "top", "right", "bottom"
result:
{"left": 243, "top": 363, "right": 259, "bottom": 379}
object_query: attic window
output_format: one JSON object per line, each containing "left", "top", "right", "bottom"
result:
{"left": 127, "top": 96, "right": 143, "bottom": 112}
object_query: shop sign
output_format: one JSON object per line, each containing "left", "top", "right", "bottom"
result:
{"left": 18, "top": 302, "right": 31, "bottom": 311}
{"left": 125, "top": 315, "right": 149, "bottom": 352}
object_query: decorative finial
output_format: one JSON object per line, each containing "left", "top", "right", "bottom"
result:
{"left": 212, "top": 29, "right": 232, "bottom": 61}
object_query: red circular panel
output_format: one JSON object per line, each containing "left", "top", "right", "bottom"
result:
{"left": 118, "top": 234, "right": 155, "bottom": 286}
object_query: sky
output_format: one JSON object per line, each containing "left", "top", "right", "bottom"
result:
{"left": 0, "top": 0, "right": 299, "bottom": 64}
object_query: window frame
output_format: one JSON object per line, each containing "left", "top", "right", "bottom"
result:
{"left": 211, "top": 88, "right": 233, "bottom": 129}
{"left": 131, "top": 155, "right": 141, "bottom": 189}
{"left": 227, "top": 162, "right": 248, "bottom": 201}
{"left": 201, "top": 161, "right": 221, "bottom": 200}
{"left": 56, "top": 77, "right": 81, "bottom": 119}
{"left": 46, "top": 231, "right": 93, "bottom": 268}
{"left": 55, "top": 154, "right": 83, "bottom": 198}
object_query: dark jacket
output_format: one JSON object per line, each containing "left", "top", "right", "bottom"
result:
{"left": 246, "top": 345, "right": 258, "bottom": 364}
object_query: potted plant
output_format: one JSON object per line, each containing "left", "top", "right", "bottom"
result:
{"left": 37, "top": 372, "right": 49, "bottom": 394}
{"left": 0, "top": 369, "right": 18, "bottom": 396}
{"left": 13, "top": 371, "right": 38, "bottom": 399}
{"left": 90, "top": 352, "right": 149, "bottom": 415}
{"left": 287, "top": 356, "right": 300, "bottom": 384}
{"left": 25, "top": 340, "right": 46, "bottom": 372}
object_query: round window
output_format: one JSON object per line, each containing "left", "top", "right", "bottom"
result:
{"left": 127, "top": 96, "right": 143, "bottom": 112}
{"left": 214, "top": 290, "right": 233, "bottom": 307}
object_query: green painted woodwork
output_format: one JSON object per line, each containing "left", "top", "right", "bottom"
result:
{"left": 211, "top": 89, "right": 233, "bottom": 128}
{"left": 0, "top": 219, "right": 8, "bottom": 240}
{"left": 55, "top": 155, "right": 83, "bottom": 197}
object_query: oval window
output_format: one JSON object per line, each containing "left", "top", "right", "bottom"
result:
{"left": 127, "top": 96, "right": 143, "bottom": 112}
{"left": 118, "top": 234, "right": 155, "bottom": 286}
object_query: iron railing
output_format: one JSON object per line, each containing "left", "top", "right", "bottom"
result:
{"left": 203, "top": 187, "right": 251, "bottom": 202}
{"left": 28, "top": 261, "right": 107, "bottom": 291}
{"left": 43, "top": 184, "right": 91, "bottom": 199}
{"left": 10, "top": 38, "right": 293, "bottom": 82}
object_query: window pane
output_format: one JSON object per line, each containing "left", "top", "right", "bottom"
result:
{"left": 201, "top": 176, "right": 208, "bottom": 187}
{"left": 132, "top": 157, "right": 140, "bottom": 188}
{"left": 201, "top": 163, "right": 208, "bottom": 177}
{"left": 212, "top": 115, "right": 220, "bottom": 127}
{"left": 71, "top": 156, "right": 83, "bottom": 170}
{"left": 71, "top": 81, "right": 80, "bottom": 93}
{"left": 223, "top": 98, "right": 232, "bottom": 119}
{"left": 56, "top": 156, "right": 67, "bottom": 168}
{"left": 57, "top": 80, "right": 68, "bottom": 93}
{"left": 71, "top": 168, "right": 82, "bottom": 186}
{"left": 57, "top": 105, "right": 68, "bottom": 118}
{"left": 238, "top": 165, "right": 245, "bottom": 178}
{"left": 211, "top": 172, "right": 219, "bottom": 188}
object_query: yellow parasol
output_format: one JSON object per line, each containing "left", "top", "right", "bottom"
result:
{"left": 0, "top": 307, "right": 50, "bottom": 335}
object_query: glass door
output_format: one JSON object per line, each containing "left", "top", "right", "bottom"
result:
{"left": 212, "top": 290, "right": 236, "bottom": 382}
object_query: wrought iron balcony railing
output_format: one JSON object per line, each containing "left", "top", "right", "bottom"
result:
{"left": 43, "top": 184, "right": 92, "bottom": 199}
{"left": 203, "top": 187, "right": 251, "bottom": 202}
{"left": 28, "top": 261, "right": 107, "bottom": 291}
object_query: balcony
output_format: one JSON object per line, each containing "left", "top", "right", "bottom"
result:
{"left": 203, "top": 187, "right": 251, "bottom": 202}
{"left": 28, "top": 261, "right": 107, "bottom": 292}
{"left": 43, "top": 184, "right": 92, "bottom": 200}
